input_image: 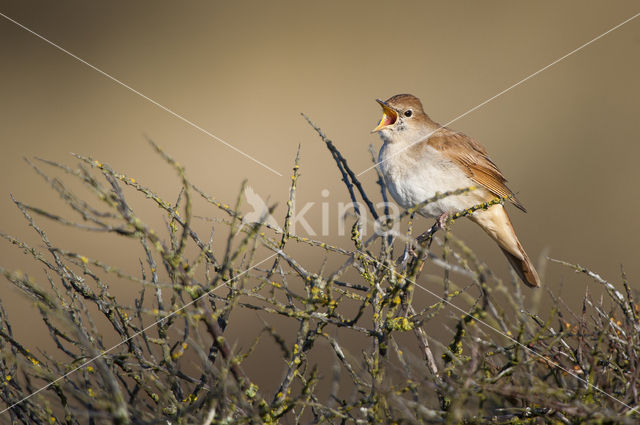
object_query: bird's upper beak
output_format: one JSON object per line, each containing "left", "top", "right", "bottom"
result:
{"left": 372, "top": 99, "right": 399, "bottom": 133}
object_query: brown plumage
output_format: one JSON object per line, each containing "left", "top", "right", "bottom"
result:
{"left": 425, "top": 129, "right": 527, "bottom": 212}
{"left": 374, "top": 93, "right": 540, "bottom": 287}
{"left": 468, "top": 205, "right": 540, "bottom": 287}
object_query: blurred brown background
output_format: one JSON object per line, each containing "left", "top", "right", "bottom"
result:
{"left": 1, "top": 0, "right": 639, "bottom": 398}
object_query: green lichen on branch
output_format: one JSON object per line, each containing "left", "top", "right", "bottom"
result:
{"left": 0, "top": 124, "right": 638, "bottom": 424}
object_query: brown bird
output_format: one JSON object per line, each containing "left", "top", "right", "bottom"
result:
{"left": 373, "top": 94, "right": 540, "bottom": 287}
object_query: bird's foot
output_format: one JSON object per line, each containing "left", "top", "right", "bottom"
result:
{"left": 398, "top": 213, "right": 449, "bottom": 270}
{"left": 415, "top": 213, "right": 448, "bottom": 248}
{"left": 435, "top": 212, "right": 449, "bottom": 229}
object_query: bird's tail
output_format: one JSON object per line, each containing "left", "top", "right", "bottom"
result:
{"left": 469, "top": 204, "right": 540, "bottom": 288}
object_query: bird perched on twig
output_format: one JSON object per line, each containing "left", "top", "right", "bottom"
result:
{"left": 373, "top": 94, "right": 540, "bottom": 287}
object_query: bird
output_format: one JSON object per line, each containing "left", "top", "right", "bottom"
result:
{"left": 373, "top": 94, "right": 540, "bottom": 287}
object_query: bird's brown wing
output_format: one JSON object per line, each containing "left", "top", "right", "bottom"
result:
{"left": 426, "top": 128, "right": 527, "bottom": 212}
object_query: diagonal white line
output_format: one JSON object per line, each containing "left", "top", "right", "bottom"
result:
{"left": 0, "top": 12, "right": 283, "bottom": 177}
{"left": 0, "top": 253, "right": 278, "bottom": 415}
{"left": 281, "top": 211, "right": 639, "bottom": 413}
{"left": 358, "top": 10, "right": 640, "bottom": 177}
{"left": 255, "top": 207, "right": 639, "bottom": 414}
{"left": 2, "top": 5, "right": 638, "bottom": 417}
{"left": 357, "top": 242, "right": 639, "bottom": 414}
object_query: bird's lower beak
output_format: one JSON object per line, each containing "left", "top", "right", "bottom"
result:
{"left": 372, "top": 99, "right": 398, "bottom": 132}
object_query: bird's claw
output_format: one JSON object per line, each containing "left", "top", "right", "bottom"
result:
{"left": 412, "top": 212, "right": 449, "bottom": 251}
{"left": 436, "top": 212, "right": 449, "bottom": 229}
{"left": 397, "top": 213, "right": 449, "bottom": 270}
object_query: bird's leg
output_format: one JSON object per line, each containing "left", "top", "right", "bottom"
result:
{"left": 397, "top": 213, "right": 449, "bottom": 270}
{"left": 416, "top": 212, "right": 449, "bottom": 249}
{"left": 436, "top": 212, "right": 449, "bottom": 229}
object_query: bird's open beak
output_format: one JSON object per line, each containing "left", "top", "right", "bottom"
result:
{"left": 372, "top": 99, "right": 399, "bottom": 132}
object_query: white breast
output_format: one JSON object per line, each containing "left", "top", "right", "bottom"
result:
{"left": 378, "top": 142, "right": 487, "bottom": 218}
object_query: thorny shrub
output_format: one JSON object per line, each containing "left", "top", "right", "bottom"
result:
{"left": 0, "top": 119, "right": 638, "bottom": 424}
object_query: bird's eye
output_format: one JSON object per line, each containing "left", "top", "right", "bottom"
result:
{"left": 404, "top": 110, "right": 413, "bottom": 117}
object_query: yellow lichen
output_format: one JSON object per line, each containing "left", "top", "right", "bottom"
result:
{"left": 183, "top": 393, "right": 198, "bottom": 403}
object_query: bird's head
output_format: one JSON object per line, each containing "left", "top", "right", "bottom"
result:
{"left": 373, "top": 94, "right": 435, "bottom": 144}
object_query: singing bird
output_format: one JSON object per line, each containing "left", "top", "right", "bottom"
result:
{"left": 374, "top": 94, "right": 540, "bottom": 287}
